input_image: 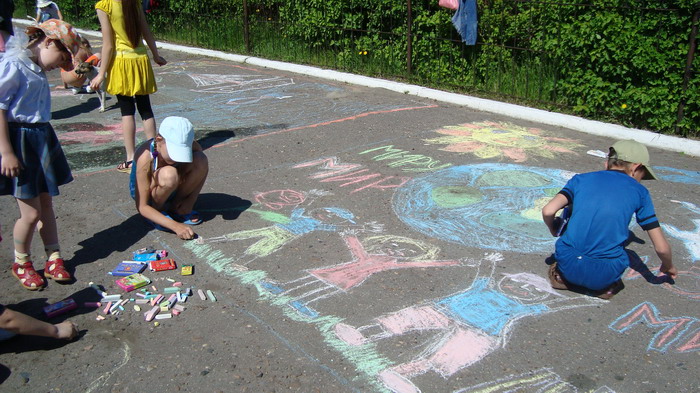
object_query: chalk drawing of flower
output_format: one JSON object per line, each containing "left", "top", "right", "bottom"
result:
{"left": 424, "top": 121, "right": 582, "bottom": 162}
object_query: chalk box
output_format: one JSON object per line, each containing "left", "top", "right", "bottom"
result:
{"left": 109, "top": 261, "right": 148, "bottom": 276}
{"left": 180, "top": 265, "right": 193, "bottom": 276}
{"left": 116, "top": 273, "right": 151, "bottom": 292}
{"left": 150, "top": 259, "right": 177, "bottom": 272}
{"left": 43, "top": 298, "right": 77, "bottom": 318}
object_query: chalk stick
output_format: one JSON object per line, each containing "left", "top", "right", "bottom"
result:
{"left": 136, "top": 292, "right": 147, "bottom": 298}
{"left": 159, "top": 305, "right": 169, "bottom": 312}
{"left": 173, "top": 304, "right": 185, "bottom": 312}
{"left": 96, "top": 315, "right": 105, "bottom": 321}
{"left": 133, "top": 305, "right": 141, "bottom": 312}
{"left": 155, "top": 313, "right": 172, "bottom": 320}
{"left": 83, "top": 302, "right": 101, "bottom": 308}
{"left": 172, "top": 309, "right": 180, "bottom": 316}
{"left": 109, "top": 302, "right": 121, "bottom": 313}
{"left": 144, "top": 306, "right": 160, "bottom": 321}
{"left": 586, "top": 149, "right": 607, "bottom": 158}
{"left": 89, "top": 282, "right": 106, "bottom": 297}
{"left": 206, "top": 290, "right": 216, "bottom": 302}
{"left": 102, "top": 302, "right": 112, "bottom": 315}
{"left": 166, "top": 278, "right": 175, "bottom": 282}
{"left": 101, "top": 294, "right": 122, "bottom": 302}
{"left": 163, "top": 287, "right": 179, "bottom": 294}
{"left": 173, "top": 282, "right": 182, "bottom": 287}
{"left": 197, "top": 289, "right": 206, "bottom": 301}
{"left": 135, "top": 299, "right": 149, "bottom": 304}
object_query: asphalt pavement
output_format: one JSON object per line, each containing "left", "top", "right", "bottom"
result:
{"left": 0, "top": 30, "right": 699, "bottom": 393}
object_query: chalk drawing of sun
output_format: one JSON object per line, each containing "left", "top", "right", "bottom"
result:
{"left": 424, "top": 121, "right": 582, "bottom": 162}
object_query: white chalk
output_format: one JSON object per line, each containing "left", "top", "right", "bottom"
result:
{"left": 197, "top": 289, "right": 206, "bottom": 301}
{"left": 155, "top": 313, "right": 172, "bottom": 319}
{"left": 586, "top": 149, "right": 607, "bottom": 158}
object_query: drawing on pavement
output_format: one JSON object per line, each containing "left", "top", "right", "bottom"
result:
{"left": 358, "top": 145, "right": 453, "bottom": 173}
{"left": 625, "top": 256, "right": 700, "bottom": 300}
{"left": 393, "top": 164, "right": 574, "bottom": 253}
{"left": 423, "top": 121, "right": 582, "bottom": 162}
{"left": 662, "top": 200, "right": 700, "bottom": 262}
{"left": 653, "top": 166, "right": 700, "bottom": 186}
{"left": 294, "top": 157, "right": 412, "bottom": 194}
{"left": 334, "top": 253, "right": 603, "bottom": 393}
{"left": 260, "top": 232, "right": 463, "bottom": 319}
{"left": 453, "top": 367, "right": 615, "bottom": 393}
{"left": 609, "top": 302, "right": 700, "bottom": 353}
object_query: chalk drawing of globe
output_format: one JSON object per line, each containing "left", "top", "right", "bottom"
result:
{"left": 393, "top": 164, "right": 574, "bottom": 254}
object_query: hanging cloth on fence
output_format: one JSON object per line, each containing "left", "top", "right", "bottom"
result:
{"left": 452, "top": 0, "right": 477, "bottom": 45}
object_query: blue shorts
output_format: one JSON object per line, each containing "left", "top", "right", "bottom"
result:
{"left": 555, "top": 243, "right": 629, "bottom": 291}
{"left": 129, "top": 163, "right": 176, "bottom": 204}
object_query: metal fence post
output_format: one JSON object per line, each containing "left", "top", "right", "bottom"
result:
{"left": 676, "top": 7, "right": 699, "bottom": 135}
{"left": 243, "top": 0, "right": 251, "bottom": 53}
{"left": 407, "top": 0, "right": 413, "bottom": 75}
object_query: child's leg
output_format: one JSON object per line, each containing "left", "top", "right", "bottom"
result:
{"left": 12, "top": 197, "right": 46, "bottom": 290}
{"left": 121, "top": 114, "right": 136, "bottom": 161}
{"left": 37, "top": 194, "right": 70, "bottom": 282}
{"left": 135, "top": 95, "right": 156, "bottom": 140}
{"left": 170, "top": 152, "right": 208, "bottom": 216}
{"left": 116, "top": 95, "right": 137, "bottom": 168}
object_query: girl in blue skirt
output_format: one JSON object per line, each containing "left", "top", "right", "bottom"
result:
{"left": 0, "top": 20, "right": 82, "bottom": 290}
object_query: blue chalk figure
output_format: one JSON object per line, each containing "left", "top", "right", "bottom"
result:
{"left": 199, "top": 205, "right": 381, "bottom": 270}
{"left": 334, "top": 253, "right": 601, "bottom": 393}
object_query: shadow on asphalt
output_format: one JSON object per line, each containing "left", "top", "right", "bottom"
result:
{"left": 195, "top": 193, "right": 252, "bottom": 221}
{"left": 52, "top": 96, "right": 116, "bottom": 120}
{"left": 70, "top": 214, "right": 151, "bottom": 271}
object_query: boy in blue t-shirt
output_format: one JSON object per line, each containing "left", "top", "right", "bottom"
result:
{"left": 542, "top": 140, "right": 677, "bottom": 299}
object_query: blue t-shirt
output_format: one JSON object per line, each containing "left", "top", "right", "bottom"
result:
{"left": 556, "top": 170, "right": 659, "bottom": 260}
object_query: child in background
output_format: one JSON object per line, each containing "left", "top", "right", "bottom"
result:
{"left": 0, "top": 20, "right": 81, "bottom": 290}
{"left": 90, "top": 0, "right": 167, "bottom": 173}
{"left": 36, "top": 0, "right": 62, "bottom": 23}
{"left": 61, "top": 35, "right": 101, "bottom": 94}
{"left": 130, "top": 117, "right": 208, "bottom": 240}
{"left": 542, "top": 140, "right": 677, "bottom": 299}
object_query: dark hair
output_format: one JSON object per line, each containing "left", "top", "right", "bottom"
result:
{"left": 607, "top": 147, "right": 634, "bottom": 170}
{"left": 122, "top": 0, "right": 142, "bottom": 49}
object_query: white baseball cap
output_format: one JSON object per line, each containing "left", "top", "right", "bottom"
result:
{"left": 159, "top": 117, "right": 194, "bottom": 163}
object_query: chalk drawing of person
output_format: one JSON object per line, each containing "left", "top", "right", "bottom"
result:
{"left": 334, "top": 253, "right": 604, "bottom": 393}
{"left": 662, "top": 200, "right": 700, "bottom": 262}
{"left": 198, "top": 205, "right": 382, "bottom": 269}
{"left": 261, "top": 230, "right": 464, "bottom": 318}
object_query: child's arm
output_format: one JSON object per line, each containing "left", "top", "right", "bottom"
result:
{"left": 0, "top": 306, "right": 78, "bottom": 340}
{"left": 137, "top": 6, "right": 166, "bottom": 66}
{"left": 89, "top": 9, "right": 113, "bottom": 92}
{"left": 542, "top": 194, "right": 569, "bottom": 237}
{"left": 56, "top": 4, "right": 63, "bottom": 20}
{"left": 133, "top": 152, "right": 195, "bottom": 240}
{"left": 646, "top": 227, "right": 677, "bottom": 279}
{"left": 0, "top": 109, "right": 22, "bottom": 178}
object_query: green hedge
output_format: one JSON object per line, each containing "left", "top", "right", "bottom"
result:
{"left": 13, "top": 0, "right": 700, "bottom": 136}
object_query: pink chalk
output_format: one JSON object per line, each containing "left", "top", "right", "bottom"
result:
{"left": 197, "top": 289, "right": 206, "bottom": 301}
{"left": 172, "top": 309, "right": 180, "bottom": 316}
{"left": 102, "top": 301, "right": 112, "bottom": 315}
{"left": 173, "top": 282, "right": 182, "bottom": 287}
{"left": 144, "top": 306, "right": 160, "bottom": 322}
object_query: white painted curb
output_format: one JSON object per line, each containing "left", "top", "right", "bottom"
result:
{"left": 16, "top": 19, "right": 700, "bottom": 157}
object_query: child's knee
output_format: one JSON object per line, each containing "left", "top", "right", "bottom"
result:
{"left": 193, "top": 152, "right": 208, "bottom": 173}
{"left": 155, "top": 166, "right": 180, "bottom": 189}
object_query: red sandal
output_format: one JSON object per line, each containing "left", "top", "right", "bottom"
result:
{"left": 12, "top": 261, "right": 46, "bottom": 290}
{"left": 44, "top": 258, "right": 71, "bottom": 282}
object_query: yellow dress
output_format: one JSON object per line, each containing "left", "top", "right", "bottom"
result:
{"left": 95, "top": 0, "right": 157, "bottom": 96}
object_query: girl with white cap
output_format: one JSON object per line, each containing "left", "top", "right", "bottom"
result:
{"left": 129, "top": 116, "right": 208, "bottom": 240}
